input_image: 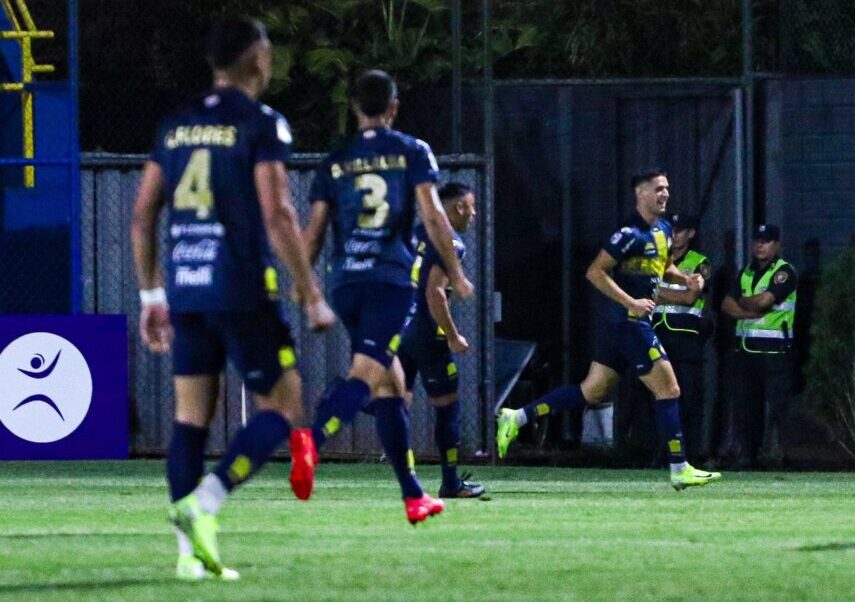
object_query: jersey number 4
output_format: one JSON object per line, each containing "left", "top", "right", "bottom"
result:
{"left": 355, "top": 173, "right": 390, "bottom": 229}
{"left": 174, "top": 149, "right": 214, "bottom": 219}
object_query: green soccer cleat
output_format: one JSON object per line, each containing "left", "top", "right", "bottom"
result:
{"left": 496, "top": 408, "right": 520, "bottom": 459}
{"left": 670, "top": 465, "right": 722, "bottom": 491}
{"left": 175, "top": 554, "right": 240, "bottom": 582}
{"left": 176, "top": 554, "right": 207, "bottom": 581}
{"left": 169, "top": 494, "right": 224, "bottom": 576}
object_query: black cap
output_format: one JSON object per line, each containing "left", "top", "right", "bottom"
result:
{"left": 753, "top": 224, "right": 780, "bottom": 242}
{"left": 671, "top": 214, "right": 699, "bottom": 231}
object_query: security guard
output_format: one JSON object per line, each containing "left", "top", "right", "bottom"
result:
{"left": 652, "top": 214, "right": 711, "bottom": 463}
{"left": 721, "top": 224, "right": 797, "bottom": 468}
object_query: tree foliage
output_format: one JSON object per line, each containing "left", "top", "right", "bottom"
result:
{"left": 805, "top": 248, "right": 855, "bottom": 460}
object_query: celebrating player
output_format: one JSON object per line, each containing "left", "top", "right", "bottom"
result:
{"left": 496, "top": 169, "right": 722, "bottom": 490}
{"left": 131, "top": 16, "right": 334, "bottom": 580}
{"left": 398, "top": 182, "right": 485, "bottom": 498}
{"left": 300, "top": 70, "right": 475, "bottom": 524}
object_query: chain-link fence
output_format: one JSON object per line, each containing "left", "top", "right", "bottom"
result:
{"left": 81, "top": 153, "right": 493, "bottom": 461}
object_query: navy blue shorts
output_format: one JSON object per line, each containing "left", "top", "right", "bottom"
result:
{"left": 170, "top": 301, "right": 296, "bottom": 395}
{"left": 399, "top": 315, "right": 459, "bottom": 398}
{"left": 593, "top": 318, "right": 669, "bottom": 376}
{"left": 332, "top": 283, "right": 414, "bottom": 369}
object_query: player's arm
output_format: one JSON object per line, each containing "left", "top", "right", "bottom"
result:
{"left": 585, "top": 250, "right": 656, "bottom": 317}
{"left": 415, "top": 183, "right": 474, "bottom": 299}
{"left": 131, "top": 161, "right": 172, "bottom": 353}
{"left": 426, "top": 264, "right": 469, "bottom": 354}
{"left": 656, "top": 260, "right": 706, "bottom": 306}
{"left": 302, "top": 200, "right": 329, "bottom": 266}
{"left": 255, "top": 161, "right": 334, "bottom": 330}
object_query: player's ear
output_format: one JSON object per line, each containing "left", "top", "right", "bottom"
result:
{"left": 387, "top": 98, "right": 399, "bottom": 124}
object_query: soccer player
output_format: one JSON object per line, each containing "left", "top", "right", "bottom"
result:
{"left": 496, "top": 169, "right": 722, "bottom": 490}
{"left": 398, "top": 182, "right": 485, "bottom": 498}
{"left": 131, "top": 17, "right": 335, "bottom": 580}
{"left": 300, "top": 70, "right": 475, "bottom": 523}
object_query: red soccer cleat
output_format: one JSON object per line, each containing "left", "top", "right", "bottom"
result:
{"left": 404, "top": 494, "right": 445, "bottom": 525}
{"left": 289, "top": 429, "right": 318, "bottom": 501}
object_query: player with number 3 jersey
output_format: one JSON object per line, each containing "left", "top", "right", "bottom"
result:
{"left": 301, "top": 70, "right": 475, "bottom": 525}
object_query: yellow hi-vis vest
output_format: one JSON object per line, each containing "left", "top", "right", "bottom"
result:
{"left": 653, "top": 249, "right": 707, "bottom": 334}
{"left": 735, "top": 258, "right": 796, "bottom": 353}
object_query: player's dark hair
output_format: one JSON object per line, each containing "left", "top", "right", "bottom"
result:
{"left": 353, "top": 70, "right": 398, "bottom": 117}
{"left": 630, "top": 168, "right": 668, "bottom": 190}
{"left": 438, "top": 182, "right": 472, "bottom": 203}
{"left": 206, "top": 16, "right": 267, "bottom": 70}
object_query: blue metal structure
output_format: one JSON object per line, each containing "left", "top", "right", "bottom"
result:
{"left": 0, "top": 0, "right": 80, "bottom": 313}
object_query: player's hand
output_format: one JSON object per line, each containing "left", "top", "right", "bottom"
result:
{"left": 451, "top": 275, "right": 475, "bottom": 300}
{"left": 448, "top": 333, "right": 469, "bottom": 354}
{"left": 687, "top": 273, "right": 704, "bottom": 292}
{"left": 305, "top": 295, "right": 336, "bottom": 332}
{"left": 627, "top": 297, "right": 656, "bottom": 318}
{"left": 140, "top": 303, "right": 173, "bottom": 354}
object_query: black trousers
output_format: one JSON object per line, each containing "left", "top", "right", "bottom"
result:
{"left": 657, "top": 329, "right": 706, "bottom": 462}
{"left": 617, "top": 329, "right": 706, "bottom": 465}
{"left": 729, "top": 349, "right": 794, "bottom": 464}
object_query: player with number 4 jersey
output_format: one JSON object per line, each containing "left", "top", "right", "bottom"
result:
{"left": 132, "top": 17, "right": 334, "bottom": 581}
{"left": 301, "top": 70, "right": 475, "bottom": 524}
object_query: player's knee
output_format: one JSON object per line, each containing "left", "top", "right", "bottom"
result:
{"left": 430, "top": 393, "right": 458, "bottom": 408}
{"left": 653, "top": 382, "right": 681, "bottom": 400}
{"left": 581, "top": 380, "right": 608, "bottom": 405}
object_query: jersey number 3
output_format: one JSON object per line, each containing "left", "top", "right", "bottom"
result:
{"left": 355, "top": 173, "right": 390, "bottom": 229}
{"left": 174, "top": 149, "right": 214, "bottom": 219}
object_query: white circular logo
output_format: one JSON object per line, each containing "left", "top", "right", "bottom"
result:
{"left": 0, "top": 332, "right": 93, "bottom": 443}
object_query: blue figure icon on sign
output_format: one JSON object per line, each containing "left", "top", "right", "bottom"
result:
{"left": 0, "top": 333, "right": 92, "bottom": 443}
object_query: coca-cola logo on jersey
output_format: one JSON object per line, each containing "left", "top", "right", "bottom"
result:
{"left": 172, "top": 239, "right": 219, "bottom": 263}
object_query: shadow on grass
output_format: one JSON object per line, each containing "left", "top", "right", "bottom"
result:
{"left": 796, "top": 542, "right": 855, "bottom": 552}
{"left": 0, "top": 578, "right": 176, "bottom": 594}
{"left": 0, "top": 531, "right": 164, "bottom": 539}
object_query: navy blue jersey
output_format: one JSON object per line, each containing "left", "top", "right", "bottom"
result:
{"left": 601, "top": 212, "right": 673, "bottom": 323}
{"left": 150, "top": 87, "right": 293, "bottom": 312}
{"left": 410, "top": 223, "right": 466, "bottom": 332}
{"left": 309, "top": 127, "right": 439, "bottom": 290}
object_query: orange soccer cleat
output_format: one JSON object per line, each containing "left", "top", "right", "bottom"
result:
{"left": 289, "top": 429, "right": 318, "bottom": 500}
{"left": 404, "top": 493, "right": 445, "bottom": 525}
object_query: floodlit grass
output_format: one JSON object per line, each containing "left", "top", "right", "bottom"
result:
{"left": 0, "top": 461, "right": 853, "bottom": 601}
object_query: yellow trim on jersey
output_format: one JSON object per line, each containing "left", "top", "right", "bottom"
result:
{"left": 279, "top": 346, "right": 296, "bottom": 369}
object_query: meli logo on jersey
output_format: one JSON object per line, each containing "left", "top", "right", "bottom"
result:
{"left": 0, "top": 316, "right": 128, "bottom": 460}
{"left": 0, "top": 333, "right": 92, "bottom": 443}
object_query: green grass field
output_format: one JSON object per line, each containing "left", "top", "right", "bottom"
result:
{"left": 1, "top": 461, "right": 853, "bottom": 601}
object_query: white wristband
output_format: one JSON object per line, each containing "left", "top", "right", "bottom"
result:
{"left": 139, "top": 287, "right": 167, "bottom": 306}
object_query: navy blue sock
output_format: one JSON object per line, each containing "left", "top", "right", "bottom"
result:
{"left": 214, "top": 410, "right": 290, "bottom": 491}
{"left": 374, "top": 397, "right": 423, "bottom": 499}
{"left": 312, "top": 378, "right": 371, "bottom": 448}
{"left": 654, "top": 397, "right": 687, "bottom": 464}
{"left": 434, "top": 402, "right": 461, "bottom": 490}
{"left": 523, "top": 385, "right": 587, "bottom": 423}
{"left": 167, "top": 422, "right": 209, "bottom": 502}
